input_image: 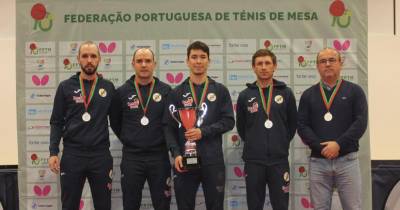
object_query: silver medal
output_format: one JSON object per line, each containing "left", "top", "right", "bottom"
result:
{"left": 324, "top": 112, "right": 333, "bottom": 122}
{"left": 82, "top": 112, "right": 91, "bottom": 122}
{"left": 140, "top": 116, "right": 149, "bottom": 126}
{"left": 264, "top": 119, "right": 273, "bottom": 129}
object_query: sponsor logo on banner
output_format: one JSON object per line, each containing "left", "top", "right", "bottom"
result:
{"left": 226, "top": 55, "right": 252, "bottom": 69}
{"left": 62, "top": 58, "right": 80, "bottom": 71}
{"left": 31, "top": 74, "right": 49, "bottom": 86}
{"left": 295, "top": 55, "right": 317, "bottom": 68}
{"left": 26, "top": 42, "right": 54, "bottom": 56}
{"left": 98, "top": 42, "right": 117, "bottom": 54}
{"left": 228, "top": 181, "right": 246, "bottom": 195}
{"left": 26, "top": 120, "right": 51, "bottom": 135}
{"left": 58, "top": 41, "right": 82, "bottom": 56}
{"left": 300, "top": 197, "right": 314, "bottom": 209}
{"left": 27, "top": 199, "right": 57, "bottom": 210}
{"left": 32, "top": 184, "right": 51, "bottom": 197}
{"left": 193, "top": 39, "right": 224, "bottom": 53}
{"left": 293, "top": 164, "right": 308, "bottom": 179}
{"left": 26, "top": 136, "right": 50, "bottom": 151}
{"left": 329, "top": 0, "right": 352, "bottom": 28}
{"left": 166, "top": 72, "right": 184, "bottom": 84}
{"left": 261, "top": 39, "right": 291, "bottom": 53}
{"left": 227, "top": 71, "right": 256, "bottom": 85}
{"left": 207, "top": 71, "right": 223, "bottom": 83}
{"left": 25, "top": 57, "right": 56, "bottom": 72}
{"left": 294, "top": 70, "right": 319, "bottom": 85}
{"left": 226, "top": 39, "right": 256, "bottom": 53}
{"left": 126, "top": 40, "right": 156, "bottom": 54}
{"left": 292, "top": 39, "right": 323, "bottom": 53}
{"left": 30, "top": 3, "right": 53, "bottom": 32}
{"left": 327, "top": 39, "right": 357, "bottom": 53}
{"left": 340, "top": 70, "right": 358, "bottom": 83}
{"left": 159, "top": 55, "right": 187, "bottom": 70}
{"left": 26, "top": 89, "right": 54, "bottom": 104}
{"left": 28, "top": 152, "right": 49, "bottom": 167}
{"left": 27, "top": 168, "right": 57, "bottom": 182}
{"left": 227, "top": 133, "right": 242, "bottom": 148}
{"left": 26, "top": 105, "right": 52, "bottom": 120}
{"left": 227, "top": 197, "right": 247, "bottom": 209}
{"left": 159, "top": 40, "right": 188, "bottom": 54}
{"left": 234, "top": 166, "right": 246, "bottom": 178}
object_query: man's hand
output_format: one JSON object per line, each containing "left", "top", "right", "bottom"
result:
{"left": 320, "top": 141, "right": 340, "bottom": 160}
{"left": 48, "top": 156, "right": 60, "bottom": 174}
{"left": 174, "top": 156, "right": 187, "bottom": 173}
{"left": 184, "top": 128, "right": 202, "bottom": 141}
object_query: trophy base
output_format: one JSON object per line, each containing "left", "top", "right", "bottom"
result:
{"left": 182, "top": 155, "right": 201, "bottom": 170}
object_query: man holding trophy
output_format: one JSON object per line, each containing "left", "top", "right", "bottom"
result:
{"left": 164, "top": 41, "right": 235, "bottom": 210}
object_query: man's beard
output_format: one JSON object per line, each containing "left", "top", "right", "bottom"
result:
{"left": 81, "top": 64, "right": 98, "bottom": 75}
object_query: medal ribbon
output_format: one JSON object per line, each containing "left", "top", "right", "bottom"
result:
{"left": 257, "top": 81, "right": 273, "bottom": 119}
{"left": 134, "top": 78, "right": 155, "bottom": 115}
{"left": 319, "top": 79, "right": 343, "bottom": 111}
{"left": 189, "top": 78, "right": 209, "bottom": 108}
{"left": 79, "top": 75, "right": 98, "bottom": 111}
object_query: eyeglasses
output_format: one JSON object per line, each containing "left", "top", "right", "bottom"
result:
{"left": 318, "top": 58, "right": 338, "bottom": 65}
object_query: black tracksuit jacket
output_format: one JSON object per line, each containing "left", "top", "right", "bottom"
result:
{"left": 49, "top": 72, "right": 115, "bottom": 157}
{"left": 164, "top": 77, "right": 235, "bottom": 166}
{"left": 236, "top": 79, "right": 297, "bottom": 165}
{"left": 110, "top": 76, "right": 171, "bottom": 160}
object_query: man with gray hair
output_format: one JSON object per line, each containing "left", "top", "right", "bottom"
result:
{"left": 298, "top": 48, "right": 368, "bottom": 210}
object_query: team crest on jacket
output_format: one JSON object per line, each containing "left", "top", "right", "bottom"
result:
{"left": 127, "top": 95, "right": 140, "bottom": 109}
{"left": 153, "top": 93, "right": 162, "bottom": 102}
{"left": 247, "top": 101, "right": 259, "bottom": 113}
{"left": 207, "top": 93, "right": 216, "bottom": 102}
{"left": 275, "top": 95, "right": 283, "bottom": 104}
{"left": 99, "top": 88, "right": 107, "bottom": 97}
{"left": 182, "top": 92, "right": 194, "bottom": 107}
{"left": 72, "top": 89, "right": 84, "bottom": 103}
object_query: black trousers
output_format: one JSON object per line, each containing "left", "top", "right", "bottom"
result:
{"left": 120, "top": 158, "right": 172, "bottom": 210}
{"left": 245, "top": 162, "right": 290, "bottom": 210}
{"left": 174, "top": 164, "right": 225, "bottom": 210}
{"left": 60, "top": 153, "right": 113, "bottom": 210}
{"left": 0, "top": 170, "right": 18, "bottom": 210}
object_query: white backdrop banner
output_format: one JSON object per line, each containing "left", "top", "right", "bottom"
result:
{"left": 16, "top": 0, "right": 370, "bottom": 209}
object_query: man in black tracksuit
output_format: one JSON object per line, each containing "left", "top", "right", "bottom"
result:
{"left": 110, "top": 48, "right": 172, "bottom": 210}
{"left": 164, "top": 41, "right": 235, "bottom": 210}
{"left": 236, "top": 49, "right": 297, "bottom": 210}
{"left": 49, "top": 41, "right": 115, "bottom": 210}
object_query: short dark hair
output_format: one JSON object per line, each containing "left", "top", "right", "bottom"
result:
{"left": 132, "top": 48, "right": 155, "bottom": 62}
{"left": 78, "top": 40, "right": 100, "bottom": 57}
{"left": 187, "top": 41, "right": 209, "bottom": 59}
{"left": 252, "top": 49, "right": 276, "bottom": 66}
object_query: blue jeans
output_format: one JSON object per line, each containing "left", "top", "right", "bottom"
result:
{"left": 309, "top": 152, "right": 361, "bottom": 210}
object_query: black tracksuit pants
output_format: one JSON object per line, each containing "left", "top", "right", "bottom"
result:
{"left": 174, "top": 164, "right": 225, "bottom": 210}
{"left": 120, "top": 157, "right": 172, "bottom": 210}
{"left": 60, "top": 152, "right": 113, "bottom": 210}
{"left": 245, "top": 162, "right": 290, "bottom": 210}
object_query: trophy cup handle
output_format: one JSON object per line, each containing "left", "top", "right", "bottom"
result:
{"left": 169, "top": 104, "right": 182, "bottom": 128}
{"left": 197, "top": 102, "right": 208, "bottom": 127}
